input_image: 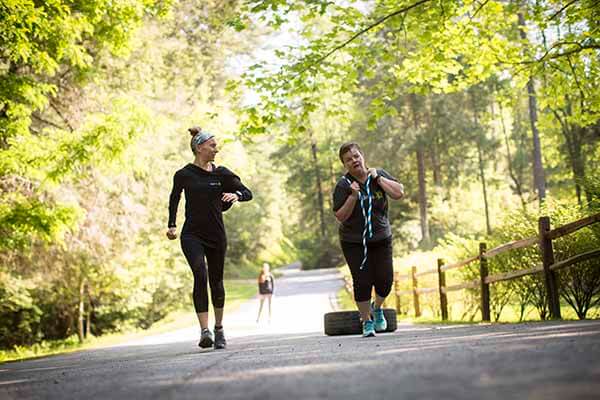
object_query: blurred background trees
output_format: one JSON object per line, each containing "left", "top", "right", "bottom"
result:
{"left": 1, "top": 0, "right": 599, "bottom": 349}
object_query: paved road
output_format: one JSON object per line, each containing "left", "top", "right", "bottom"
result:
{"left": 1, "top": 265, "right": 599, "bottom": 400}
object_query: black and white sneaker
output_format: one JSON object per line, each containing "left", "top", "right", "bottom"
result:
{"left": 198, "top": 328, "right": 213, "bottom": 348}
{"left": 214, "top": 327, "right": 226, "bottom": 350}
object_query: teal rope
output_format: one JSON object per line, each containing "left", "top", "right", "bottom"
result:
{"left": 344, "top": 175, "right": 373, "bottom": 270}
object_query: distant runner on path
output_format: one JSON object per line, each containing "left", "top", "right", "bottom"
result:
{"left": 256, "top": 262, "right": 275, "bottom": 323}
{"left": 332, "top": 142, "right": 404, "bottom": 338}
{"left": 166, "top": 126, "right": 253, "bottom": 350}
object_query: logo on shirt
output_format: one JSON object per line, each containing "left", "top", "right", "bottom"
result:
{"left": 209, "top": 181, "right": 222, "bottom": 186}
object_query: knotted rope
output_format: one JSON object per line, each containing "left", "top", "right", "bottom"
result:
{"left": 344, "top": 175, "right": 373, "bottom": 270}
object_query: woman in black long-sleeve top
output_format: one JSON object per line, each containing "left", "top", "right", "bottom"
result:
{"left": 167, "top": 126, "right": 252, "bottom": 350}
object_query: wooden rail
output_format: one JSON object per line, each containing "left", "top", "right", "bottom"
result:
{"left": 483, "top": 237, "right": 538, "bottom": 259}
{"left": 442, "top": 280, "right": 480, "bottom": 293}
{"left": 393, "top": 213, "right": 600, "bottom": 321}
{"left": 415, "top": 267, "right": 438, "bottom": 277}
{"left": 485, "top": 265, "right": 544, "bottom": 284}
{"left": 440, "top": 255, "right": 479, "bottom": 272}
{"left": 550, "top": 248, "right": 600, "bottom": 271}
{"left": 415, "top": 287, "right": 438, "bottom": 294}
{"left": 546, "top": 213, "right": 600, "bottom": 240}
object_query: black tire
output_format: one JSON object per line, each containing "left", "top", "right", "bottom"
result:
{"left": 324, "top": 308, "right": 397, "bottom": 336}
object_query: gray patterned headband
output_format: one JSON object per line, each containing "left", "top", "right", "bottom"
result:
{"left": 190, "top": 131, "right": 214, "bottom": 152}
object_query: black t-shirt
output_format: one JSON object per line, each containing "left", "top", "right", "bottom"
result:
{"left": 332, "top": 169, "right": 397, "bottom": 243}
{"left": 168, "top": 163, "right": 252, "bottom": 248}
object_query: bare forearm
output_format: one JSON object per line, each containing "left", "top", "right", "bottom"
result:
{"left": 378, "top": 177, "right": 404, "bottom": 200}
{"left": 335, "top": 194, "right": 358, "bottom": 222}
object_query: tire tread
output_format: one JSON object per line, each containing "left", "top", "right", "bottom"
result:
{"left": 324, "top": 308, "right": 397, "bottom": 336}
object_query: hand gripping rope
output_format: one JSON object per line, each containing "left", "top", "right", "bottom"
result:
{"left": 344, "top": 175, "right": 373, "bottom": 270}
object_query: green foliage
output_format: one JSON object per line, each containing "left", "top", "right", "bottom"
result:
{"left": 433, "top": 197, "right": 600, "bottom": 322}
{"left": 0, "top": 272, "right": 42, "bottom": 347}
{"left": 0, "top": 196, "right": 79, "bottom": 250}
{"left": 0, "top": 0, "right": 171, "bottom": 248}
{"left": 0, "top": 281, "right": 257, "bottom": 362}
{"left": 0, "top": 0, "right": 187, "bottom": 348}
{"left": 0, "top": 0, "right": 171, "bottom": 139}
{"left": 0, "top": 0, "right": 303, "bottom": 351}
{"left": 0, "top": 335, "right": 83, "bottom": 364}
{"left": 231, "top": 0, "right": 600, "bottom": 278}
{"left": 2, "top": 0, "right": 600, "bottom": 353}
{"left": 548, "top": 199, "right": 600, "bottom": 319}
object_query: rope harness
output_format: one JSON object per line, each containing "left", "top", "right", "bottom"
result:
{"left": 344, "top": 175, "right": 373, "bottom": 270}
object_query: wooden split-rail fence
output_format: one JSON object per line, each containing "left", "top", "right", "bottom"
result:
{"left": 392, "top": 213, "right": 600, "bottom": 321}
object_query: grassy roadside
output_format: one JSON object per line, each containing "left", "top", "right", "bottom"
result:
{"left": 395, "top": 301, "right": 598, "bottom": 324}
{"left": 334, "top": 266, "right": 597, "bottom": 324}
{"left": 337, "top": 291, "right": 595, "bottom": 325}
{"left": 0, "top": 280, "right": 256, "bottom": 363}
{"left": 336, "top": 286, "right": 355, "bottom": 310}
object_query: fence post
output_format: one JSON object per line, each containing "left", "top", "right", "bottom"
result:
{"left": 412, "top": 266, "right": 421, "bottom": 318}
{"left": 437, "top": 258, "right": 448, "bottom": 321}
{"left": 479, "top": 242, "right": 491, "bottom": 322}
{"left": 539, "top": 216, "right": 562, "bottom": 319}
{"left": 394, "top": 271, "right": 401, "bottom": 315}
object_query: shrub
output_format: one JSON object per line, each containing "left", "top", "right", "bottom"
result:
{"left": 0, "top": 274, "right": 42, "bottom": 347}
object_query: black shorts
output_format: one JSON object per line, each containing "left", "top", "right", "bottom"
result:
{"left": 341, "top": 236, "right": 394, "bottom": 302}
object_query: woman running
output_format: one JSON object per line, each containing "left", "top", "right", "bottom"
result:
{"left": 256, "top": 263, "right": 274, "bottom": 323}
{"left": 332, "top": 142, "right": 404, "bottom": 337}
{"left": 167, "top": 127, "right": 253, "bottom": 349}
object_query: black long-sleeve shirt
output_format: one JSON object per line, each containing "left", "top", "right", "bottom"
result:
{"left": 168, "top": 163, "right": 252, "bottom": 248}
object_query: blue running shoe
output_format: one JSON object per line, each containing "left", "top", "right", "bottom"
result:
{"left": 362, "top": 319, "right": 376, "bottom": 337}
{"left": 371, "top": 302, "right": 387, "bottom": 332}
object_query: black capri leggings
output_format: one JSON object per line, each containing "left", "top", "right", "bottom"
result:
{"left": 341, "top": 236, "right": 394, "bottom": 303}
{"left": 180, "top": 234, "right": 226, "bottom": 313}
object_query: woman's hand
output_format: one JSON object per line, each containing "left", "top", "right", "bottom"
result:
{"left": 336, "top": 181, "right": 360, "bottom": 223}
{"left": 349, "top": 181, "right": 361, "bottom": 197}
{"left": 166, "top": 227, "right": 177, "bottom": 240}
{"left": 222, "top": 192, "right": 239, "bottom": 203}
{"left": 368, "top": 168, "right": 379, "bottom": 180}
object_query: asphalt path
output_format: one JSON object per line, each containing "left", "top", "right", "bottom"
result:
{"left": 1, "top": 264, "right": 599, "bottom": 400}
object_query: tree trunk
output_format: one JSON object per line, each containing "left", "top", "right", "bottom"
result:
{"left": 571, "top": 127, "right": 591, "bottom": 204}
{"left": 476, "top": 140, "right": 492, "bottom": 235}
{"left": 526, "top": 79, "right": 546, "bottom": 204}
{"left": 329, "top": 159, "right": 336, "bottom": 196}
{"left": 497, "top": 100, "right": 528, "bottom": 210}
{"left": 416, "top": 146, "right": 430, "bottom": 245}
{"left": 551, "top": 103, "right": 590, "bottom": 205}
{"left": 410, "top": 94, "right": 430, "bottom": 246}
{"left": 431, "top": 141, "right": 441, "bottom": 187}
{"left": 77, "top": 279, "right": 86, "bottom": 343}
{"left": 472, "top": 93, "right": 492, "bottom": 235}
{"left": 428, "top": 103, "right": 442, "bottom": 187}
{"left": 85, "top": 283, "right": 91, "bottom": 338}
{"left": 309, "top": 131, "right": 326, "bottom": 238}
{"left": 518, "top": 12, "right": 546, "bottom": 205}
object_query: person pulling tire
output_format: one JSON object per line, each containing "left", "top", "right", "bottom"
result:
{"left": 329, "top": 142, "right": 404, "bottom": 337}
{"left": 324, "top": 308, "right": 398, "bottom": 336}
